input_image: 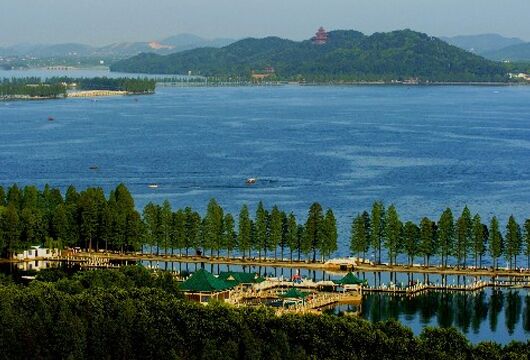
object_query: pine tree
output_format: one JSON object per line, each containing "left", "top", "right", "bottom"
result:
{"left": 505, "top": 215, "right": 522, "bottom": 270}
{"left": 238, "top": 205, "right": 251, "bottom": 259}
{"left": 419, "top": 217, "right": 437, "bottom": 266}
{"left": 204, "top": 199, "right": 224, "bottom": 258}
{"left": 269, "top": 206, "right": 283, "bottom": 260}
{"left": 286, "top": 213, "right": 298, "bottom": 261}
{"left": 384, "top": 205, "right": 402, "bottom": 266}
{"left": 350, "top": 214, "right": 368, "bottom": 260}
{"left": 437, "top": 208, "right": 454, "bottom": 268}
{"left": 184, "top": 207, "right": 201, "bottom": 256}
{"left": 403, "top": 221, "right": 419, "bottom": 266}
{"left": 223, "top": 213, "right": 237, "bottom": 258}
{"left": 280, "top": 211, "right": 288, "bottom": 261}
{"left": 471, "top": 214, "right": 487, "bottom": 268}
{"left": 1, "top": 204, "right": 20, "bottom": 256}
{"left": 455, "top": 206, "right": 472, "bottom": 268}
{"left": 304, "top": 203, "right": 324, "bottom": 262}
{"left": 159, "top": 200, "right": 173, "bottom": 255}
{"left": 172, "top": 210, "right": 186, "bottom": 255}
{"left": 370, "top": 201, "right": 385, "bottom": 264}
{"left": 524, "top": 219, "right": 530, "bottom": 269}
{"left": 489, "top": 216, "right": 503, "bottom": 270}
{"left": 321, "top": 209, "right": 337, "bottom": 260}
{"left": 142, "top": 203, "right": 160, "bottom": 255}
{"left": 255, "top": 201, "right": 268, "bottom": 260}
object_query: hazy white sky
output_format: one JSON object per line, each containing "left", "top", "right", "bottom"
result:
{"left": 1, "top": 0, "right": 530, "bottom": 46}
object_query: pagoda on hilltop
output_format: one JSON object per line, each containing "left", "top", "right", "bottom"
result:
{"left": 312, "top": 27, "right": 328, "bottom": 45}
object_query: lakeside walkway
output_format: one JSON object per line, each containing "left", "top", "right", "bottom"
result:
{"left": 45, "top": 252, "right": 530, "bottom": 279}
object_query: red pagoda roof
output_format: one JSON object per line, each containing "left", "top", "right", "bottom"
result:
{"left": 312, "top": 27, "right": 328, "bottom": 45}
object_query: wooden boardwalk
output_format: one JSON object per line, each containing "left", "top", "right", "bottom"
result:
{"left": 364, "top": 280, "right": 530, "bottom": 295}
{"left": 6, "top": 251, "right": 530, "bottom": 279}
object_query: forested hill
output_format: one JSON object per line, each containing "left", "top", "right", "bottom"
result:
{"left": 110, "top": 29, "right": 508, "bottom": 82}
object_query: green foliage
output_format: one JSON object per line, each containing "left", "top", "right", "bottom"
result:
{"left": 472, "top": 214, "right": 487, "bottom": 268}
{"left": 0, "top": 183, "right": 527, "bottom": 270}
{"left": 384, "top": 205, "right": 402, "bottom": 265}
{"left": 438, "top": 208, "right": 455, "bottom": 267}
{"left": 237, "top": 205, "right": 252, "bottom": 258}
{"left": 0, "top": 272, "right": 527, "bottom": 360}
{"left": 304, "top": 203, "right": 324, "bottom": 262}
{"left": 419, "top": 217, "right": 437, "bottom": 266}
{"left": 350, "top": 214, "right": 369, "bottom": 259}
{"left": 0, "top": 78, "right": 66, "bottom": 98}
{"left": 489, "top": 217, "right": 504, "bottom": 269}
{"left": 370, "top": 201, "right": 385, "bottom": 263}
{"left": 505, "top": 215, "right": 522, "bottom": 269}
{"left": 455, "top": 206, "right": 472, "bottom": 268}
{"left": 403, "top": 221, "right": 419, "bottom": 265}
{"left": 111, "top": 29, "right": 508, "bottom": 82}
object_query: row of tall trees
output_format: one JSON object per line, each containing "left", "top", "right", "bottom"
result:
{"left": 141, "top": 199, "right": 337, "bottom": 262}
{"left": 351, "top": 202, "right": 530, "bottom": 269}
{"left": 0, "top": 184, "right": 143, "bottom": 256}
{"left": 1, "top": 184, "right": 529, "bottom": 269}
{"left": 0, "top": 184, "right": 337, "bottom": 262}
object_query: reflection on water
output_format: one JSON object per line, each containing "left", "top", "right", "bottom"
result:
{"left": 361, "top": 289, "right": 530, "bottom": 344}
{"left": 1, "top": 260, "right": 529, "bottom": 344}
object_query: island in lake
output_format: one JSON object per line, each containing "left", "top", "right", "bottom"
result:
{"left": 0, "top": 77, "right": 156, "bottom": 100}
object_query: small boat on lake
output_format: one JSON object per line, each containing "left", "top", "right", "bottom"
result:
{"left": 48, "top": 116, "right": 55, "bottom": 121}
{"left": 148, "top": 184, "right": 159, "bottom": 189}
{"left": 89, "top": 165, "right": 99, "bottom": 170}
{"left": 246, "top": 178, "right": 257, "bottom": 185}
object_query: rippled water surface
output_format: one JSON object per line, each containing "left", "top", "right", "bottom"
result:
{"left": 1, "top": 81, "right": 530, "bottom": 262}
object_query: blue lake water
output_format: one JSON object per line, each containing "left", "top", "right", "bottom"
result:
{"left": 3, "top": 76, "right": 530, "bottom": 344}
{"left": 2, "top": 81, "right": 530, "bottom": 264}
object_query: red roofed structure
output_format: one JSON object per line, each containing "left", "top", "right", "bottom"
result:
{"left": 312, "top": 27, "right": 329, "bottom": 45}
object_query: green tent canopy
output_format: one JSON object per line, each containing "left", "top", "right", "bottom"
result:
{"left": 180, "top": 269, "right": 234, "bottom": 292}
{"left": 333, "top": 272, "right": 367, "bottom": 286}
{"left": 280, "top": 287, "right": 310, "bottom": 299}
{"left": 218, "top": 271, "right": 265, "bottom": 285}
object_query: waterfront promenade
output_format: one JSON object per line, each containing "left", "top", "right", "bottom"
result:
{"left": 35, "top": 251, "right": 530, "bottom": 279}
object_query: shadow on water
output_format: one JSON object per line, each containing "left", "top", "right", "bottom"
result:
{"left": 362, "top": 288, "right": 530, "bottom": 344}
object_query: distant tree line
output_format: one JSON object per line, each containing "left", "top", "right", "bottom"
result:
{"left": 46, "top": 76, "right": 156, "bottom": 93}
{"left": 0, "top": 266, "right": 528, "bottom": 359}
{"left": 350, "top": 202, "right": 530, "bottom": 270}
{"left": 1, "top": 184, "right": 529, "bottom": 270}
{"left": 0, "top": 78, "right": 66, "bottom": 98}
{"left": 0, "top": 77, "right": 156, "bottom": 98}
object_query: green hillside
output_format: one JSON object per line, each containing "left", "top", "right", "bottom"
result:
{"left": 483, "top": 42, "right": 530, "bottom": 62}
{"left": 111, "top": 29, "right": 508, "bottom": 82}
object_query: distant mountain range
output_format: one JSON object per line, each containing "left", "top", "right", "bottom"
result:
{"left": 0, "top": 34, "right": 235, "bottom": 59}
{"left": 110, "top": 29, "right": 508, "bottom": 82}
{"left": 442, "top": 34, "right": 530, "bottom": 62}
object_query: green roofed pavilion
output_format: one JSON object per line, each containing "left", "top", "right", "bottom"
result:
{"left": 280, "top": 287, "right": 310, "bottom": 299}
{"left": 180, "top": 269, "right": 234, "bottom": 293}
{"left": 333, "top": 272, "right": 367, "bottom": 286}
{"left": 218, "top": 271, "right": 265, "bottom": 286}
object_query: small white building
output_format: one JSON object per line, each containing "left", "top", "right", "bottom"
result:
{"left": 12, "top": 246, "right": 59, "bottom": 261}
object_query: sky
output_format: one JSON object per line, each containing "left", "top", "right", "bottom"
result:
{"left": 1, "top": 0, "right": 530, "bottom": 46}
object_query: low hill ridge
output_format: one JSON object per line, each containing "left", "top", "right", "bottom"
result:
{"left": 110, "top": 29, "right": 508, "bottom": 82}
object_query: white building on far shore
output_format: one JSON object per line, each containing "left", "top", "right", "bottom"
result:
{"left": 12, "top": 246, "right": 60, "bottom": 261}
